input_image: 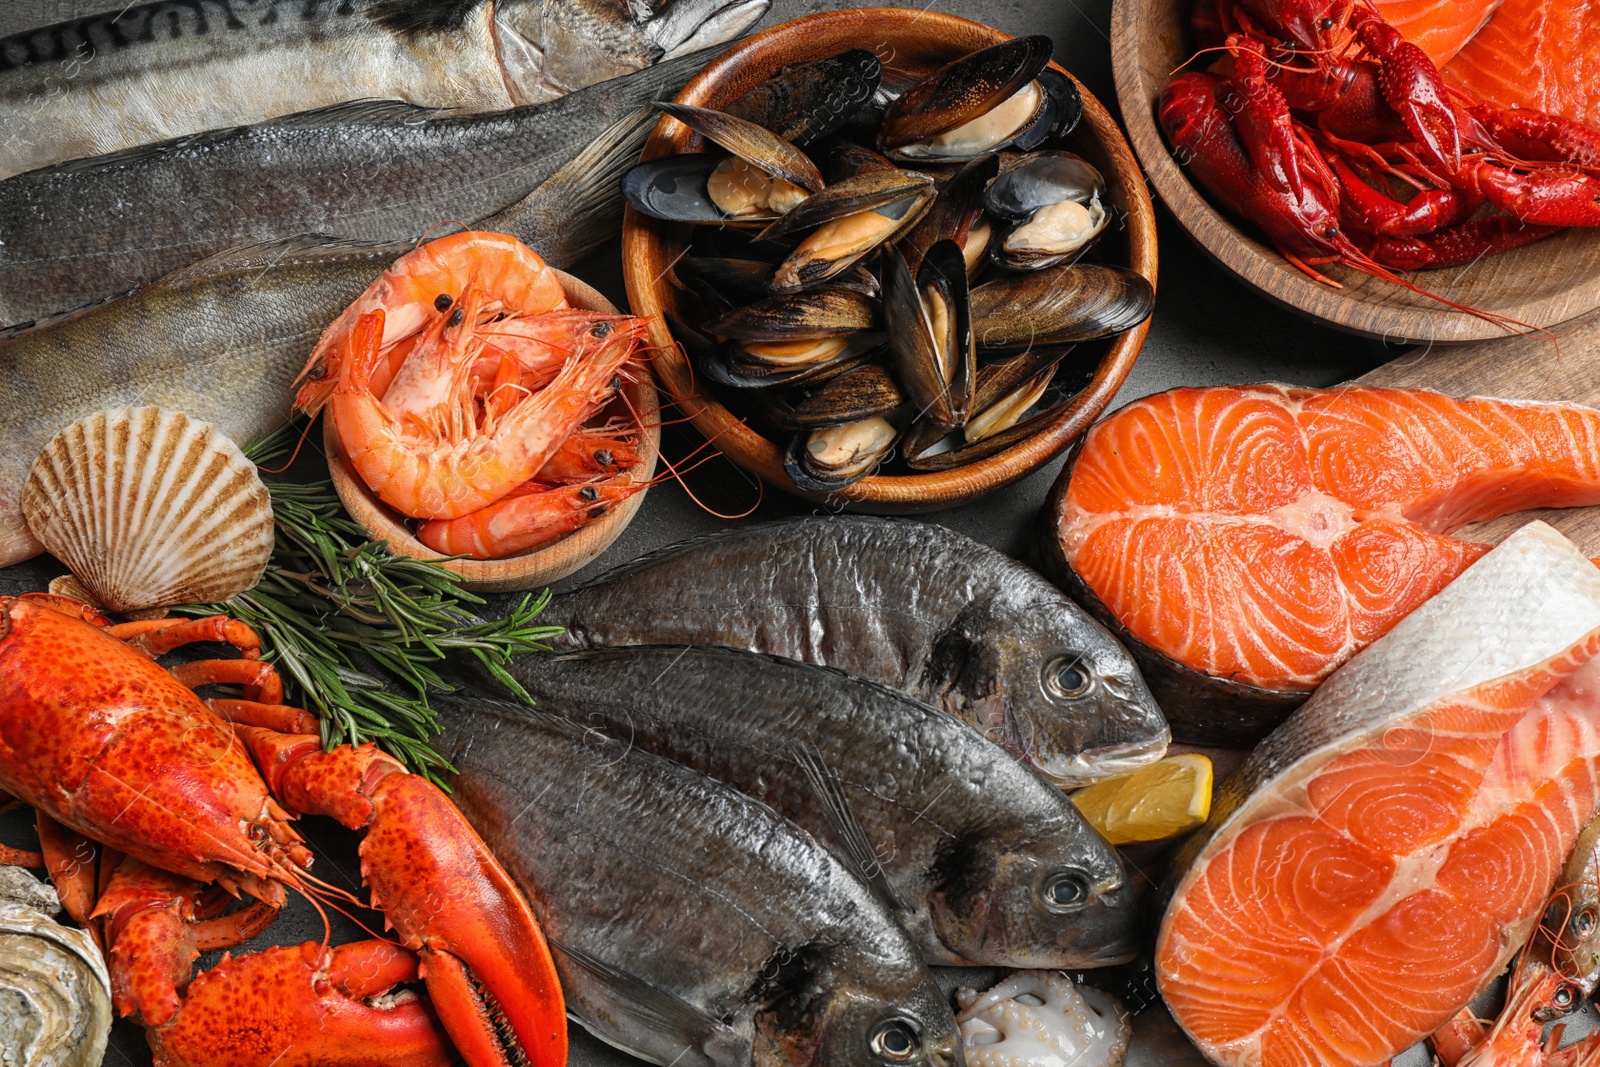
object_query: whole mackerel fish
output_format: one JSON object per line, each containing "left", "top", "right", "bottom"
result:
{"left": 0, "top": 51, "right": 701, "bottom": 325}
{"left": 436, "top": 699, "right": 963, "bottom": 1067}
{"left": 0, "top": 127, "right": 629, "bottom": 567}
{"left": 545, "top": 517, "right": 1170, "bottom": 788}
{"left": 0, "top": 0, "right": 769, "bottom": 178}
{"left": 510, "top": 645, "right": 1138, "bottom": 968}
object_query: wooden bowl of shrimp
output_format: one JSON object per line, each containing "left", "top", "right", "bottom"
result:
{"left": 1112, "top": 0, "right": 1600, "bottom": 342}
{"left": 620, "top": 9, "right": 1158, "bottom": 514}
{"left": 324, "top": 270, "right": 660, "bottom": 593}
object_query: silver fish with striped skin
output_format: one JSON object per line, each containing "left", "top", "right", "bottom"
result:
{"left": 0, "top": 0, "right": 768, "bottom": 177}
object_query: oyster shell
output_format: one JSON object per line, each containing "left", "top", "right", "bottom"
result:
{"left": 23, "top": 407, "right": 274, "bottom": 614}
{"left": 0, "top": 866, "right": 112, "bottom": 1067}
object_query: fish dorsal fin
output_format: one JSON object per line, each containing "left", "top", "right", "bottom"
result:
{"left": 365, "top": 0, "right": 487, "bottom": 35}
{"left": 548, "top": 938, "right": 738, "bottom": 1067}
{"left": 791, "top": 743, "right": 905, "bottom": 911}
{"left": 153, "top": 235, "right": 406, "bottom": 286}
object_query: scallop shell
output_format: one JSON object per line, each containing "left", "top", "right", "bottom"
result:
{"left": 22, "top": 407, "right": 274, "bottom": 614}
{"left": 0, "top": 866, "right": 112, "bottom": 1067}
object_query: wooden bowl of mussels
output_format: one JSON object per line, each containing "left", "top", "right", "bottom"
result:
{"left": 620, "top": 8, "right": 1159, "bottom": 511}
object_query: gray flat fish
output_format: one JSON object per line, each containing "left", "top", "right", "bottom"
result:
{"left": 0, "top": 0, "right": 768, "bottom": 177}
{"left": 437, "top": 697, "right": 963, "bottom": 1067}
{"left": 545, "top": 517, "right": 1170, "bottom": 788}
{"left": 0, "top": 52, "right": 693, "bottom": 325}
{"left": 509, "top": 645, "right": 1138, "bottom": 968}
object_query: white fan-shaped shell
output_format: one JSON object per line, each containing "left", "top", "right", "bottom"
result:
{"left": 0, "top": 867, "right": 112, "bottom": 1067}
{"left": 955, "top": 970, "right": 1131, "bottom": 1067}
{"left": 22, "top": 407, "right": 274, "bottom": 614}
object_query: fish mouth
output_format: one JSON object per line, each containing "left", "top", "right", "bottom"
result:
{"left": 651, "top": 0, "right": 771, "bottom": 58}
{"left": 1038, "top": 730, "right": 1171, "bottom": 790}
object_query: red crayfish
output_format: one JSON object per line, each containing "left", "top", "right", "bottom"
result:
{"left": 0, "top": 593, "right": 566, "bottom": 1067}
{"left": 1164, "top": 0, "right": 1600, "bottom": 301}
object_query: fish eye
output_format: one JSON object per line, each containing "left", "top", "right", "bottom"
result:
{"left": 1041, "top": 655, "right": 1095, "bottom": 702}
{"left": 870, "top": 1020, "right": 919, "bottom": 1062}
{"left": 1041, "top": 871, "right": 1091, "bottom": 912}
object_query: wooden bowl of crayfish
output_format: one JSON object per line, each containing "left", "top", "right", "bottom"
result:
{"left": 620, "top": 9, "right": 1158, "bottom": 513}
{"left": 1112, "top": 0, "right": 1600, "bottom": 342}
{"left": 324, "top": 270, "right": 660, "bottom": 593}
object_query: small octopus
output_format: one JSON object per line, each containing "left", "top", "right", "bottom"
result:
{"left": 955, "top": 969, "right": 1132, "bottom": 1067}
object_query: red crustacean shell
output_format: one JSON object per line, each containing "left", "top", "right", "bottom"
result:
{"left": 0, "top": 594, "right": 302, "bottom": 894}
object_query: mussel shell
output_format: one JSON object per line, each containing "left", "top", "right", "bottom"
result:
{"left": 785, "top": 416, "right": 900, "bottom": 491}
{"left": 705, "top": 287, "right": 878, "bottom": 341}
{"left": 1038, "top": 69, "right": 1083, "bottom": 138}
{"left": 760, "top": 169, "right": 935, "bottom": 242}
{"left": 971, "top": 345, "right": 1072, "bottom": 409}
{"left": 769, "top": 180, "right": 936, "bottom": 292}
{"left": 904, "top": 365, "right": 1080, "bottom": 471}
{"left": 657, "top": 103, "right": 825, "bottom": 193}
{"left": 791, "top": 364, "right": 907, "bottom": 427}
{"left": 901, "top": 153, "right": 1000, "bottom": 273}
{"left": 711, "top": 335, "right": 883, "bottom": 389}
{"left": 624, "top": 154, "right": 788, "bottom": 225}
{"left": 971, "top": 264, "right": 1154, "bottom": 349}
{"left": 991, "top": 197, "right": 1109, "bottom": 271}
{"left": 965, "top": 366, "right": 1055, "bottom": 443}
{"left": 675, "top": 257, "right": 775, "bottom": 309}
{"left": 887, "top": 239, "right": 976, "bottom": 430}
{"left": 983, "top": 151, "right": 1106, "bottom": 221}
{"left": 822, "top": 142, "right": 901, "bottom": 182}
{"left": 878, "top": 36, "right": 1055, "bottom": 150}
{"left": 726, "top": 50, "right": 883, "bottom": 146}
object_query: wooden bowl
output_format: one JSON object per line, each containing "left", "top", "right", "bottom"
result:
{"left": 1112, "top": 0, "right": 1600, "bottom": 343}
{"left": 621, "top": 9, "right": 1158, "bottom": 513}
{"left": 325, "top": 270, "right": 660, "bottom": 593}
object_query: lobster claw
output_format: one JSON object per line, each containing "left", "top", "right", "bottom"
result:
{"left": 241, "top": 730, "right": 568, "bottom": 1067}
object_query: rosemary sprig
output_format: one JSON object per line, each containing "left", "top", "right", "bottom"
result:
{"left": 181, "top": 421, "right": 562, "bottom": 784}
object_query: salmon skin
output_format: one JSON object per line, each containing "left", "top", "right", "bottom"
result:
{"left": 1441, "top": 0, "right": 1600, "bottom": 128}
{"left": 543, "top": 516, "right": 1170, "bottom": 788}
{"left": 1370, "top": 0, "right": 1503, "bottom": 65}
{"left": 1045, "top": 385, "right": 1600, "bottom": 745}
{"left": 0, "top": 0, "right": 768, "bottom": 179}
{"left": 0, "top": 52, "right": 695, "bottom": 326}
{"left": 435, "top": 696, "right": 962, "bottom": 1067}
{"left": 506, "top": 645, "right": 1138, "bottom": 968}
{"left": 1156, "top": 522, "right": 1600, "bottom": 1067}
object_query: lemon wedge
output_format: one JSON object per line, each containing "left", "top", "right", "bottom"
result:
{"left": 1069, "top": 754, "right": 1213, "bottom": 845}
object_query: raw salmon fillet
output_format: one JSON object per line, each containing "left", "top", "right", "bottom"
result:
{"left": 1441, "top": 0, "right": 1600, "bottom": 127}
{"left": 1059, "top": 385, "right": 1600, "bottom": 693}
{"left": 1372, "top": 0, "right": 1503, "bottom": 66}
{"left": 1157, "top": 523, "right": 1600, "bottom": 1067}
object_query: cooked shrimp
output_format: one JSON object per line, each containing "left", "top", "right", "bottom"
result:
{"left": 294, "top": 231, "right": 568, "bottom": 414}
{"left": 331, "top": 308, "right": 647, "bottom": 520}
{"left": 417, "top": 476, "right": 647, "bottom": 559}
{"left": 534, "top": 424, "right": 640, "bottom": 483}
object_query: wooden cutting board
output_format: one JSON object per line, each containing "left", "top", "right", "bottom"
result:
{"left": 1356, "top": 310, "right": 1600, "bottom": 553}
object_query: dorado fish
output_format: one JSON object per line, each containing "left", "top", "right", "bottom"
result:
{"left": 0, "top": 121, "right": 631, "bottom": 567}
{"left": 507, "top": 646, "right": 1137, "bottom": 968}
{"left": 1157, "top": 522, "right": 1600, "bottom": 1067}
{"left": 0, "top": 0, "right": 768, "bottom": 178}
{"left": 0, "top": 50, "right": 698, "bottom": 325}
{"left": 436, "top": 697, "right": 963, "bottom": 1067}
{"left": 545, "top": 517, "right": 1169, "bottom": 788}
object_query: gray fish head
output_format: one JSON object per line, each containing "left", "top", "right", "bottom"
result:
{"left": 983, "top": 594, "right": 1170, "bottom": 789}
{"left": 752, "top": 956, "right": 961, "bottom": 1067}
{"left": 926, "top": 822, "right": 1139, "bottom": 969}
{"left": 495, "top": 0, "right": 771, "bottom": 102}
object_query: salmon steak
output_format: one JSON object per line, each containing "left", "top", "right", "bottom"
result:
{"left": 1156, "top": 522, "right": 1600, "bottom": 1067}
{"left": 1442, "top": 0, "right": 1600, "bottom": 128}
{"left": 1371, "top": 0, "right": 1503, "bottom": 66}
{"left": 1047, "top": 385, "right": 1600, "bottom": 742}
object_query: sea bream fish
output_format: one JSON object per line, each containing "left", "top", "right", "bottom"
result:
{"left": 506, "top": 646, "right": 1138, "bottom": 968}
{"left": 544, "top": 517, "right": 1169, "bottom": 788}
{"left": 1157, "top": 522, "right": 1600, "bottom": 1067}
{"left": 0, "top": 0, "right": 769, "bottom": 178}
{"left": 436, "top": 697, "right": 963, "bottom": 1067}
{"left": 0, "top": 50, "right": 702, "bottom": 325}
{"left": 0, "top": 122, "right": 631, "bottom": 567}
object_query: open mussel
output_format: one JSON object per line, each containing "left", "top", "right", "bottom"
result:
{"left": 791, "top": 364, "right": 907, "bottom": 427}
{"left": 785, "top": 415, "right": 901, "bottom": 491}
{"left": 971, "top": 264, "right": 1154, "bottom": 350}
{"left": 877, "top": 37, "right": 1072, "bottom": 162}
{"left": 764, "top": 169, "right": 936, "bottom": 291}
{"left": 706, "top": 286, "right": 877, "bottom": 340}
{"left": 984, "top": 151, "right": 1109, "bottom": 269}
{"left": 887, "top": 240, "right": 975, "bottom": 430}
{"left": 705, "top": 286, "right": 884, "bottom": 389}
{"left": 725, "top": 50, "right": 883, "bottom": 146}
{"left": 902, "top": 154, "right": 1000, "bottom": 275}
